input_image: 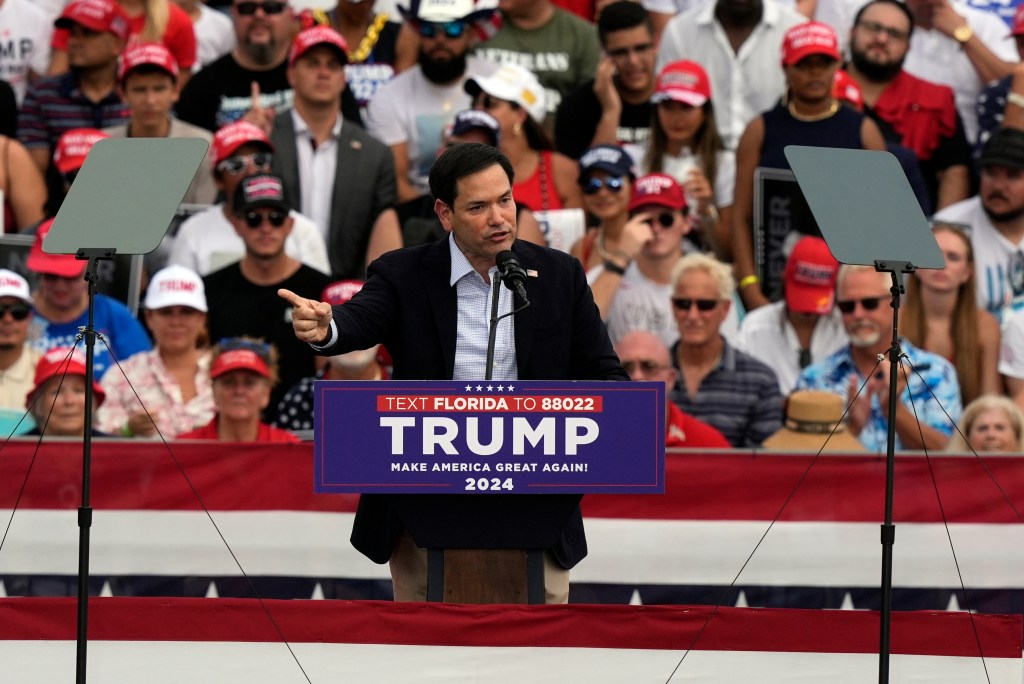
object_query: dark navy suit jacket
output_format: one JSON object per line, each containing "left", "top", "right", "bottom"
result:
{"left": 322, "top": 236, "right": 628, "bottom": 568}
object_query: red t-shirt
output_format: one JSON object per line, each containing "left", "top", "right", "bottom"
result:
{"left": 666, "top": 402, "right": 731, "bottom": 449}
{"left": 178, "top": 416, "right": 300, "bottom": 443}
{"left": 53, "top": 3, "right": 197, "bottom": 71}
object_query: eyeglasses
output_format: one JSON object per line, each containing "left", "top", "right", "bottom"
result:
{"left": 243, "top": 210, "right": 288, "bottom": 228}
{"left": 216, "top": 151, "right": 273, "bottom": 175}
{"left": 607, "top": 43, "right": 654, "bottom": 59}
{"left": 836, "top": 297, "right": 884, "bottom": 314}
{"left": 856, "top": 19, "right": 909, "bottom": 42}
{"left": 418, "top": 21, "right": 466, "bottom": 39}
{"left": 0, "top": 303, "right": 31, "bottom": 321}
{"left": 235, "top": 1, "right": 287, "bottom": 15}
{"left": 621, "top": 359, "right": 670, "bottom": 375}
{"left": 671, "top": 297, "right": 718, "bottom": 312}
{"left": 582, "top": 176, "right": 625, "bottom": 195}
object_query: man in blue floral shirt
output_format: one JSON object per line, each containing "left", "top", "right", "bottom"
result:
{"left": 795, "top": 265, "right": 961, "bottom": 451}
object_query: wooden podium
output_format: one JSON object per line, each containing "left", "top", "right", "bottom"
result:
{"left": 393, "top": 494, "right": 583, "bottom": 604}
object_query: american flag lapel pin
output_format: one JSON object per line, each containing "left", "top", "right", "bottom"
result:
{"left": 526, "top": 269, "right": 538, "bottom": 277}
{"left": 350, "top": 140, "right": 362, "bottom": 150}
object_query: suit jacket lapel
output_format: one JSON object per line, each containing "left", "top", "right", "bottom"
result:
{"left": 331, "top": 125, "right": 360, "bottom": 231}
{"left": 512, "top": 241, "right": 538, "bottom": 376}
{"left": 271, "top": 113, "right": 300, "bottom": 209}
{"left": 421, "top": 238, "right": 458, "bottom": 377}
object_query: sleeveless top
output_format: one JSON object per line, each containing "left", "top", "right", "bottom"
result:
{"left": 759, "top": 102, "right": 865, "bottom": 170}
{"left": 513, "top": 150, "right": 563, "bottom": 212}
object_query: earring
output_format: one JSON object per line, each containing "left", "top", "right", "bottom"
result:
{"left": 513, "top": 122, "right": 522, "bottom": 136}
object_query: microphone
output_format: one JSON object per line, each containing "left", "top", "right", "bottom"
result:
{"left": 496, "top": 250, "right": 529, "bottom": 304}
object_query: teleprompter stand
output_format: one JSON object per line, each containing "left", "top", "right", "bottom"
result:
{"left": 785, "top": 146, "right": 944, "bottom": 684}
{"left": 44, "top": 137, "right": 208, "bottom": 684}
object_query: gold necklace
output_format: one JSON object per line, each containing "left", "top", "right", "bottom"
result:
{"left": 348, "top": 12, "right": 389, "bottom": 64}
{"left": 788, "top": 99, "right": 839, "bottom": 123}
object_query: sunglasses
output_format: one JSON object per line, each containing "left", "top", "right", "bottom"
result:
{"left": 418, "top": 21, "right": 466, "bottom": 39}
{"left": 582, "top": 176, "right": 625, "bottom": 195}
{"left": 672, "top": 297, "right": 718, "bottom": 312}
{"left": 216, "top": 151, "right": 273, "bottom": 175}
{"left": 836, "top": 297, "right": 884, "bottom": 314}
{"left": 235, "top": 1, "right": 287, "bottom": 15}
{"left": 621, "top": 359, "right": 668, "bottom": 374}
{"left": 243, "top": 210, "right": 288, "bottom": 228}
{"left": 0, "top": 303, "right": 30, "bottom": 321}
{"left": 638, "top": 212, "right": 676, "bottom": 228}
{"left": 475, "top": 94, "right": 510, "bottom": 112}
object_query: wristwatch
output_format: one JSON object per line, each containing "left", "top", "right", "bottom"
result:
{"left": 953, "top": 24, "right": 974, "bottom": 44}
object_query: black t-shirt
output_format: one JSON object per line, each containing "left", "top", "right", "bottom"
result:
{"left": 175, "top": 54, "right": 362, "bottom": 133}
{"left": 204, "top": 262, "right": 332, "bottom": 417}
{"left": 554, "top": 78, "right": 653, "bottom": 160}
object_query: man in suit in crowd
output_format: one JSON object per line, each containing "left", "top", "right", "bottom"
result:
{"left": 280, "top": 142, "right": 627, "bottom": 603}
{"left": 270, "top": 25, "right": 401, "bottom": 279}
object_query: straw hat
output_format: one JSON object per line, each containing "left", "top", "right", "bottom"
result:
{"left": 762, "top": 390, "right": 866, "bottom": 452}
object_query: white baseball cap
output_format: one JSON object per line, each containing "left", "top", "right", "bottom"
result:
{"left": 465, "top": 63, "right": 547, "bottom": 124}
{"left": 144, "top": 265, "right": 208, "bottom": 312}
{"left": 0, "top": 269, "right": 33, "bottom": 305}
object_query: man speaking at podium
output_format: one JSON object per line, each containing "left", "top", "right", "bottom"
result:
{"left": 280, "top": 143, "right": 628, "bottom": 603}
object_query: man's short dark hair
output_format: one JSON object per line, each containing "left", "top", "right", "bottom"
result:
{"left": 597, "top": 1, "right": 653, "bottom": 45}
{"left": 852, "top": 0, "right": 914, "bottom": 38}
{"left": 429, "top": 142, "right": 515, "bottom": 208}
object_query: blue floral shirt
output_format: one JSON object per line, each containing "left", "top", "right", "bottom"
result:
{"left": 794, "top": 340, "right": 962, "bottom": 452}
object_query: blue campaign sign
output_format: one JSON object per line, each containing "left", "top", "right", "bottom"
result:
{"left": 314, "top": 380, "right": 665, "bottom": 494}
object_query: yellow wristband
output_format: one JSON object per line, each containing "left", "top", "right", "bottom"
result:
{"left": 738, "top": 274, "right": 759, "bottom": 289}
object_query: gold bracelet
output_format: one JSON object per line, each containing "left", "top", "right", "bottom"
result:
{"left": 738, "top": 274, "right": 759, "bottom": 289}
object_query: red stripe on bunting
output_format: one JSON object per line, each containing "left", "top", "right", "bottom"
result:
{"left": 2, "top": 443, "right": 1023, "bottom": 523}
{"left": 0, "top": 599, "right": 1018, "bottom": 658}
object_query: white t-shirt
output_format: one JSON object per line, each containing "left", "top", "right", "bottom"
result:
{"left": 641, "top": 0, "right": 796, "bottom": 16}
{"left": 365, "top": 56, "right": 498, "bottom": 196}
{"left": 998, "top": 308, "right": 1024, "bottom": 379}
{"left": 168, "top": 204, "right": 331, "bottom": 276}
{"left": 734, "top": 300, "right": 848, "bottom": 395}
{"left": 902, "top": 1, "right": 1018, "bottom": 143}
{"left": 625, "top": 144, "right": 737, "bottom": 208}
{"left": 934, "top": 196, "right": 1024, "bottom": 321}
{"left": 193, "top": 4, "right": 235, "bottom": 71}
{"left": 0, "top": 0, "right": 52, "bottom": 104}
{"left": 656, "top": 0, "right": 806, "bottom": 149}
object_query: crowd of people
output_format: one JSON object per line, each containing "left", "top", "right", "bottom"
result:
{"left": 5, "top": 0, "right": 1024, "bottom": 454}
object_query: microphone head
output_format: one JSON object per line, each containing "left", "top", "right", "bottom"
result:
{"left": 496, "top": 250, "right": 516, "bottom": 269}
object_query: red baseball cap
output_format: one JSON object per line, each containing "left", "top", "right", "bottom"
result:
{"left": 118, "top": 42, "right": 179, "bottom": 84}
{"left": 211, "top": 120, "right": 274, "bottom": 168}
{"left": 28, "top": 220, "right": 87, "bottom": 279}
{"left": 832, "top": 69, "right": 863, "bottom": 111}
{"left": 322, "top": 279, "right": 363, "bottom": 306}
{"left": 27, "top": 347, "right": 105, "bottom": 409}
{"left": 782, "top": 22, "right": 841, "bottom": 66}
{"left": 651, "top": 60, "right": 711, "bottom": 107}
{"left": 628, "top": 173, "right": 687, "bottom": 213}
{"left": 53, "top": 128, "right": 109, "bottom": 174}
{"left": 784, "top": 236, "right": 839, "bottom": 315}
{"left": 211, "top": 348, "right": 271, "bottom": 379}
{"left": 55, "top": 0, "right": 129, "bottom": 40}
{"left": 1011, "top": 4, "right": 1024, "bottom": 37}
{"left": 288, "top": 26, "right": 349, "bottom": 67}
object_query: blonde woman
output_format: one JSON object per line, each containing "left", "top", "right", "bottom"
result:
{"left": 947, "top": 395, "right": 1024, "bottom": 453}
